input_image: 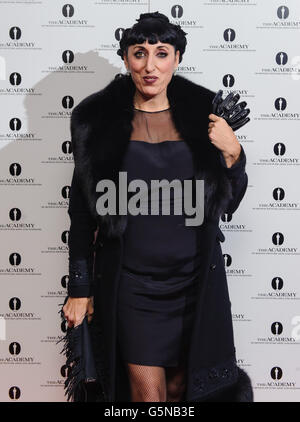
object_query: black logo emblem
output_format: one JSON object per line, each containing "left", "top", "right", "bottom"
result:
{"left": 275, "top": 52, "right": 288, "bottom": 65}
{"left": 274, "top": 143, "right": 286, "bottom": 156}
{"left": 9, "top": 386, "right": 21, "bottom": 399}
{"left": 62, "top": 4, "right": 74, "bottom": 18}
{"left": 9, "top": 72, "right": 22, "bottom": 86}
{"left": 277, "top": 6, "right": 289, "bottom": 19}
{"left": 270, "top": 366, "right": 283, "bottom": 379}
{"left": 224, "top": 28, "right": 236, "bottom": 42}
{"left": 272, "top": 187, "right": 285, "bottom": 201}
{"left": 9, "top": 118, "right": 21, "bottom": 131}
{"left": 9, "top": 208, "right": 21, "bottom": 221}
{"left": 272, "top": 232, "right": 284, "bottom": 245}
{"left": 171, "top": 5, "right": 184, "bottom": 19}
{"left": 223, "top": 74, "right": 235, "bottom": 88}
{"left": 9, "top": 27, "right": 21, "bottom": 40}
{"left": 271, "top": 322, "right": 283, "bottom": 335}
{"left": 271, "top": 277, "right": 283, "bottom": 290}
{"left": 274, "top": 97, "right": 287, "bottom": 111}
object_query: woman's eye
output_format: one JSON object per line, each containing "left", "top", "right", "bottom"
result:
{"left": 134, "top": 52, "right": 168, "bottom": 58}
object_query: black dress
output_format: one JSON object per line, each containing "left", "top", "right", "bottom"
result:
{"left": 117, "top": 107, "right": 205, "bottom": 367}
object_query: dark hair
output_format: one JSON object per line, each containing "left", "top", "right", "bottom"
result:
{"left": 117, "top": 11, "right": 187, "bottom": 64}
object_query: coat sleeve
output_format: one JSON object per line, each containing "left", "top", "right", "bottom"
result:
{"left": 218, "top": 144, "right": 248, "bottom": 215}
{"left": 67, "top": 169, "right": 97, "bottom": 298}
{"left": 66, "top": 105, "right": 98, "bottom": 298}
{"left": 205, "top": 86, "right": 248, "bottom": 216}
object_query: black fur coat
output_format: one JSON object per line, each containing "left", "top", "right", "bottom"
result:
{"left": 64, "top": 73, "right": 254, "bottom": 402}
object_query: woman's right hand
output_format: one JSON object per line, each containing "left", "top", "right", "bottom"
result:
{"left": 62, "top": 296, "right": 94, "bottom": 328}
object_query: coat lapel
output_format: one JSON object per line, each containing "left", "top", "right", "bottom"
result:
{"left": 70, "top": 73, "right": 232, "bottom": 239}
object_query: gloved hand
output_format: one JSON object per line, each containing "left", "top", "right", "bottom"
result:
{"left": 212, "top": 90, "right": 250, "bottom": 131}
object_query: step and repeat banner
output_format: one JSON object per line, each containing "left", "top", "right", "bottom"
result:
{"left": 0, "top": 0, "right": 299, "bottom": 402}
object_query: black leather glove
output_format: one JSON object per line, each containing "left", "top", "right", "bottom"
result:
{"left": 212, "top": 90, "right": 250, "bottom": 131}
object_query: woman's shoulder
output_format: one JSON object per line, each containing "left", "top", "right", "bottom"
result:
{"left": 171, "top": 74, "right": 217, "bottom": 103}
{"left": 71, "top": 75, "right": 129, "bottom": 126}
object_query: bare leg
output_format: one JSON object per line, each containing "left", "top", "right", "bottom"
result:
{"left": 126, "top": 362, "right": 167, "bottom": 402}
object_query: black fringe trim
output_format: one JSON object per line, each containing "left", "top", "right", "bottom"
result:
{"left": 57, "top": 297, "right": 107, "bottom": 402}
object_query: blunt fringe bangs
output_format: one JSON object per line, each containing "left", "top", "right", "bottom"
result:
{"left": 117, "top": 11, "right": 188, "bottom": 64}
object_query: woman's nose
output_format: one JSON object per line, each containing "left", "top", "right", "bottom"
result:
{"left": 145, "top": 55, "right": 156, "bottom": 72}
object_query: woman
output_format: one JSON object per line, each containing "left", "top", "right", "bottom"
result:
{"left": 62, "top": 11, "right": 253, "bottom": 402}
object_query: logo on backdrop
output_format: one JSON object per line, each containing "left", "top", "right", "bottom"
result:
{"left": 0, "top": 163, "right": 38, "bottom": 186}
{"left": 276, "top": 52, "right": 288, "bottom": 65}
{"left": 204, "top": 28, "right": 252, "bottom": 52}
{"left": 43, "top": 3, "right": 91, "bottom": 27}
{"left": 255, "top": 367, "right": 298, "bottom": 389}
{"left": 274, "top": 97, "right": 287, "bottom": 111}
{"left": 219, "top": 212, "right": 248, "bottom": 233}
{"left": 9, "top": 208, "right": 21, "bottom": 221}
{"left": 0, "top": 117, "right": 36, "bottom": 140}
{"left": 43, "top": 50, "right": 91, "bottom": 73}
{"left": 221, "top": 74, "right": 251, "bottom": 97}
{"left": 42, "top": 141, "right": 73, "bottom": 173}
{"left": 41, "top": 228, "right": 69, "bottom": 254}
{"left": 232, "top": 313, "right": 252, "bottom": 323}
{"left": 223, "top": 74, "right": 234, "bottom": 88}
{"left": 0, "top": 253, "right": 37, "bottom": 276}
{"left": 271, "top": 366, "right": 283, "bottom": 379}
{"left": 255, "top": 51, "right": 300, "bottom": 76}
{"left": 2, "top": 207, "right": 40, "bottom": 231}
{"left": 8, "top": 386, "right": 21, "bottom": 400}
{"left": 9, "top": 118, "right": 21, "bottom": 131}
{"left": 271, "top": 322, "right": 283, "bottom": 335}
{"left": 252, "top": 142, "right": 299, "bottom": 166}
{"left": 277, "top": 6, "right": 289, "bottom": 19}
{"left": 251, "top": 320, "right": 299, "bottom": 344}
{"left": 9, "top": 26, "right": 21, "bottom": 39}
{"left": 0, "top": 71, "right": 36, "bottom": 95}
{"left": 223, "top": 28, "right": 236, "bottom": 42}
{"left": 271, "top": 277, "right": 284, "bottom": 290}
{"left": 252, "top": 276, "right": 297, "bottom": 301}
{"left": 223, "top": 249, "right": 249, "bottom": 278}
{"left": 9, "top": 297, "right": 21, "bottom": 311}
{"left": 9, "top": 342, "right": 21, "bottom": 355}
{"left": 0, "top": 26, "right": 36, "bottom": 50}
{"left": 40, "top": 96, "right": 73, "bottom": 118}
{"left": 0, "top": 341, "right": 38, "bottom": 364}
{"left": 0, "top": 298, "right": 39, "bottom": 321}
{"left": 254, "top": 97, "right": 300, "bottom": 120}
{"left": 62, "top": 95, "right": 74, "bottom": 109}
{"left": 274, "top": 187, "right": 288, "bottom": 201}
{"left": 9, "top": 72, "right": 21, "bottom": 85}
{"left": 62, "top": 141, "right": 73, "bottom": 155}
{"left": 251, "top": 232, "right": 298, "bottom": 255}
{"left": 170, "top": 5, "right": 202, "bottom": 28}
{"left": 115, "top": 28, "right": 124, "bottom": 41}
{"left": 257, "top": 5, "right": 300, "bottom": 30}
{"left": 62, "top": 50, "right": 74, "bottom": 63}
{"left": 254, "top": 187, "right": 299, "bottom": 211}
{"left": 62, "top": 4, "right": 74, "bottom": 17}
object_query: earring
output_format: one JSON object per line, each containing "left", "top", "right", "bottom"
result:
{"left": 126, "top": 69, "right": 131, "bottom": 76}
{"left": 173, "top": 68, "right": 177, "bottom": 75}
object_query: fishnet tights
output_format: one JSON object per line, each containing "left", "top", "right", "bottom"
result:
{"left": 125, "top": 361, "right": 186, "bottom": 402}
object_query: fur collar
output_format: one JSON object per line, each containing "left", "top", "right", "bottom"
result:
{"left": 70, "top": 73, "right": 232, "bottom": 239}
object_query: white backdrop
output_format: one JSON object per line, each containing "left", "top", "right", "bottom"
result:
{"left": 0, "top": 0, "right": 299, "bottom": 402}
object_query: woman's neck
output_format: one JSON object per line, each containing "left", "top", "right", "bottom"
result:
{"left": 133, "top": 90, "right": 170, "bottom": 112}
